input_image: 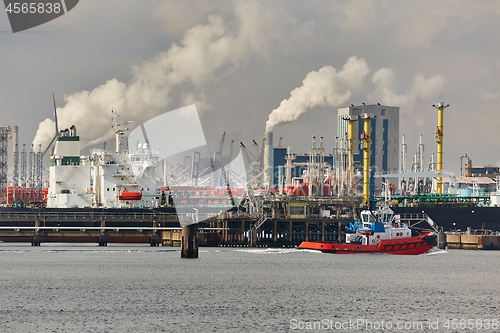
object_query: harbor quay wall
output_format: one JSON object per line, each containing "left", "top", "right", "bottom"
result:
{"left": 0, "top": 209, "right": 181, "bottom": 246}
{"left": 213, "top": 217, "right": 352, "bottom": 247}
{"left": 2, "top": 209, "right": 499, "bottom": 250}
{"left": 163, "top": 217, "right": 353, "bottom": 247}
{"left": 445, "top": 233, "right": 500, "bottom": 250}
{"left": 0, "top": 211, "right": 352, "bottom": 247}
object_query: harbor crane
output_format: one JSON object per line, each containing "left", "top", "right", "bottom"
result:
{"left": 210, "top": 131, "right": 226, "bottom": 187}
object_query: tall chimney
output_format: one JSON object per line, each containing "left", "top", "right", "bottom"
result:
{"left": 263, "top": 131, "right": 273, "bottom": 187}
{"left": 465, "top": 157, "right": 472, "bottom": 177}
{"left": 12, "top": 126, "right": 19, "bottom": 201}
{"left": 285, "top": 146, "right": 295, "bottom": 187}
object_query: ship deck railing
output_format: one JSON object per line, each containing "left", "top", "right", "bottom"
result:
{"left": 0, "top": 226, "right": 223, "bottom": 231}
{"left": 397, "top": 213, "right": 439, "bottom": 232}
{"left": 0, "top": 211, "right": 217, "bottom": 221}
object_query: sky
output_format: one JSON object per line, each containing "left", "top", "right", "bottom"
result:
{"left": 1, "top": 0, "right": 500, "bottom": 176}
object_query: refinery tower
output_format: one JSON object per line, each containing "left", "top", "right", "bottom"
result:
{"left": 337, "top": 104, "right": 400, "bottom": 190}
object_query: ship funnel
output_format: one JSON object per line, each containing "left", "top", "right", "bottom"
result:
{"left": 70, "top": 125, "right": 77, "bottom": 137}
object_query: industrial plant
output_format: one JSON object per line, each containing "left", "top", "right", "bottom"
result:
{"left": 1, "top": 101, "right": 500, "bottom": 248}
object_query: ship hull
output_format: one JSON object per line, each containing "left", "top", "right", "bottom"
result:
{"left": 298, "top": 233, "right": 436, "bottom": 255}
{"left": 393, "top": 206, "right": 500, "bottom": 232}
{"left": 0, "top": 235, "right": 152, "bottom": 243}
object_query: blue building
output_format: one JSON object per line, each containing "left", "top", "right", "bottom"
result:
{"left": 337, "top": 104, "right": 400, "bottom": 189}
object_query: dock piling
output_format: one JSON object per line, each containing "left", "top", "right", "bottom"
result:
{"left": 181, "top": 223, "right": 198, "bottom": 258}
{"left": 31, "top": 234, "right": 41, "bottom": 246}
{"left": 248, "top": 228, "right": 257, "bottom": 247}
{"left": 438, "top": 231, "right": 446, "bottom": 249}
{"left": 98, "top": 220, "right": 107, "bottom": 246}
{"left": 32, "top": 219, "right": 41, "bottom": 246}
{"left": 150, "top": 221, "right": 160, "bottom": 246}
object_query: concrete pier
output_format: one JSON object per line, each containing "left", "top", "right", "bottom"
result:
{"left": 181, "top": 223, "right": 198, "bottom": 258}
{"left": 445, "top": 233, "right": 500, "bottom": 250}
{"left": 161, "top": 230, "right": 181, "bottom": 246}
{"left": 438, "top": 231, "right": 446, "bottom": 249}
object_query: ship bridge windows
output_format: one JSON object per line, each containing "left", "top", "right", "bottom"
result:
{"left": 380, "top": 213, "right": 393, "bottom": 223}
{"left": 361, "top": 212, "right": 374, "bottom": 223}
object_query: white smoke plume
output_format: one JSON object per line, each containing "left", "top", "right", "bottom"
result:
{"left": 266, "top": 56, "right": 370, "bottom": 132}
{"left": 266, "top": 57, "right": 446, "bottom": 132}
{"left": 370, "top": 68, "right": 446, "bottom": 114}
{"left": 33, "top": 1, "right": 297, "bottom": 151}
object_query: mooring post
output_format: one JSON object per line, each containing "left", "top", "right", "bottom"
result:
{"left": 438, "top": 231, "right": 446, "bottom": 249}
{"left": 248, "top": 228, "right": 257, "bottom": 247}
{"left": 32, "top": 218, "right": 41, "bottom": 246}
{"left": 150, "top": 220, "right": 160, "bottom": 246}
{"left": 98, "top": 220, "right": 107, "bottom": 246}
{"left": 181, "top": 223, "right": 198, "bottom": 258}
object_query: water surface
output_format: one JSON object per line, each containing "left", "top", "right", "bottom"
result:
{"left": 0, "top": 244, "right": 498, "bottom": 332}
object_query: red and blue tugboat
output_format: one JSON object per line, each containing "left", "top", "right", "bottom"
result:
{"left": 298, "top": 206, "right": 437, "bottom": 255}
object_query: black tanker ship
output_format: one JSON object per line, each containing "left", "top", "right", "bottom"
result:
{"left": 392, "top": 206, "right": 500, "bottom": 232}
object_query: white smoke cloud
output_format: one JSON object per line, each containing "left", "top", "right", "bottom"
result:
{"left": 370, "top": 68, "right": 446, "bottom": 115}
{"left": 266, "top": 56, "right": 446, "bottom": 132}
{"left": 265, "top": 56, "right": 370, "bottom": 132}
{"left": 33, "top": 118, "right": 55, "bottom": 151}
{"left": 33, "top": 1, "right": 300, "bottom": 151}
{"left": 152, "top": 0, "right": 231, "bottom": 38}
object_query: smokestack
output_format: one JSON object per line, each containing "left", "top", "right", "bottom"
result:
{"left": 285, "top": 146, "right": 295, "bottom": 187}
{"left": 263, "top": 131, "right": 273, "bottom": 187}
{"left": 465, "top": 157, "right": 472, "bottom": 177}
{"left": 70, "top": 125, "right": 77, "bottom": 137}
{"left": 12, "top": 126, "right": 19, "bottom": 196}
{"left": 13, "top": 126, "right": 18, "bottom": 153}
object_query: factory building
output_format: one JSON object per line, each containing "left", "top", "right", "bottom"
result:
{"left": 337, "top": 104, "right": 399, "bottom": 190}
{"left": 267, "top": 104, "right": 400, "bottom": 193}
{"left": 273, "top": 147, "right": 334, "bottom": 186}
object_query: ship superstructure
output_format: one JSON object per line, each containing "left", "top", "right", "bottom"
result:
{"left": 47, "top": 126, "right": 92, "bottom": 208}
{"left": 47, "top": 112, "right": 162, "bottom": 208}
